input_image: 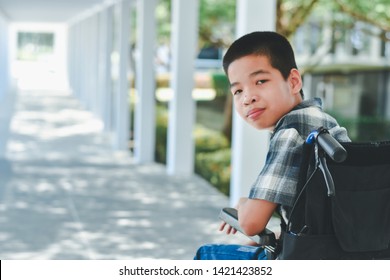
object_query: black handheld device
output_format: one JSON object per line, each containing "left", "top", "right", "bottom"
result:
{"left": 218, "top": 207, "right": 276, "bottom": 246}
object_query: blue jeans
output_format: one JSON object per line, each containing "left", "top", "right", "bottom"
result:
{"left": 194, "top": 244, "right": 267, "bottom": 260}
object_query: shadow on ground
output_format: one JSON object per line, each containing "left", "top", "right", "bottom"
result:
{"left": 0, "top": 89, "right": 254, "bottom": 260}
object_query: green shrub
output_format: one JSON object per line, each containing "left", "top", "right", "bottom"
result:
{"left": 154, "top": 71, "right": 231, "bottom": 194}
{"left": 194, "top": 125, "right": 230, "bottom": 153}
{"left": 154, "top": 104, "right": 232, "bottom": 195}
{"left": 195, "top": 148, "right": 231, "bottom": 196}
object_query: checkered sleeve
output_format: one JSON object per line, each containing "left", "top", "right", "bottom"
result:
{"left": 248, "top": 128, "right": 304, "bottom": 207}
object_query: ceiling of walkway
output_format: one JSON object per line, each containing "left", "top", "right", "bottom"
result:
{"left": 0, "top": 0, "right": 104, "bottom": 22}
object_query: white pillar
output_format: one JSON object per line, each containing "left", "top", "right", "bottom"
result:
{"left": 79, "top": 20, "right": 89, "bottom": 106}
{"left": 86, "top": 16, "right": 97, "bottom": 111}
{"left": 69, "top": 22, "right": 80, "bottom": 99}
{"left": 67, "top": 24, "right": 74, "bottom": 93}
{"left": 229, "top": 0, "right": 276, "bottom": 206}
{"left": 89, "top": 14, "right": 100, "bottom": 116}
{"left": 53, "top": 25, "right": 68, "bottom": 90}
{"left": 83, "top": 17, "right": 92, "bottom": 109}
{"left": 98, "top": 5, "right": 114, "bottom": 132}
{"left": 166, "top": 0, "right": 199, "bottom": 176}
{"left": 74, "top": 22, "right": 83, "bottom": 100}
{"left": 113, "top": 0, "right": 131, "bottom": 150}
{"left": 83, "top": 18, "right": 91, "bottom": 107}
{"left": 134, "top": 0, "right": 157, "bottom": 163}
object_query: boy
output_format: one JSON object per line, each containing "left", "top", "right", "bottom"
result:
{"left": 194, "top": 31, "right": 350, "bottom": 260}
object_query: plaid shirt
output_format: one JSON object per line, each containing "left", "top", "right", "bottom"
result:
{"left": 248, "top": 98, "right": 350, "bottom": 208}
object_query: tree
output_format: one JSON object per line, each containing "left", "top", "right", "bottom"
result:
{"left": 156, "top": 0, "right": 236, "bottom": 49}
{"left": 156, "top": 0, "right": 389, "bottom": 49}
{"left": 334, "top": 0, "right": 390, "bottom": 33}
{"left": 198, "top": 0, "right": 236, "bottom": 48}
{"left": 276, "top": 0, "right": 320, "bottom": 38}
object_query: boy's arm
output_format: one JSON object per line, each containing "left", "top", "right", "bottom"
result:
{"left": 237, "top": 197, "right": 277, "bottom": 236}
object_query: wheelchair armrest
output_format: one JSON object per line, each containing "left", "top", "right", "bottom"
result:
{"left": 219, "top": 207, "right": 277, "bottom": 246}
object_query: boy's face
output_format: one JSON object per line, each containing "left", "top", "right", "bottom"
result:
{"left": 227, "top": 54, "right": 302, "bottom": 130}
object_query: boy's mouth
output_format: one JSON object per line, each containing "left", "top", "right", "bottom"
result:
{"left": 246, "top": 108, "right": 265, "bottom": 120}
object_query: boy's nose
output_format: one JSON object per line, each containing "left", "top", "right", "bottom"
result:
{"left": 243, "top": 94, "right": 258, "bottom": 105}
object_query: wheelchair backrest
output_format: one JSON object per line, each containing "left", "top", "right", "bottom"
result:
{"left": 288, "top": 141, "right": 390, "bottom": 256}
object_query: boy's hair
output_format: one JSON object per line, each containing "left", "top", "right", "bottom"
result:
{"left": 223, "top": 31, "right": 304, "bottom": 98}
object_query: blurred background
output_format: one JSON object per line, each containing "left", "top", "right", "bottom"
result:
{"left": 0, "top": 0, "right": 389, "bottom": 259}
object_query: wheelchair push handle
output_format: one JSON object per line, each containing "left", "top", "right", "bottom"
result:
{"left": 317, "top": 133, "right": 347, "bottom": 163}
{"left": 306, "top": 128, "right": 347, "bottom": 163}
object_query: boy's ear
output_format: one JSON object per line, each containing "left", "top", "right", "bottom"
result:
{"left": 289, "top": 69, "right": 302, "bottom": 95}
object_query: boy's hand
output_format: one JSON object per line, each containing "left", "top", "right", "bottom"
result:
{"left": 219, "top": 221, "right": 237, "bottom": 235}
{"left": 218, "top": 198, "right": 246, "bottom": 235}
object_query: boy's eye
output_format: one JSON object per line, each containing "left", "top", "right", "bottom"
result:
{"left": 232, "top": 89, "right": 242, "bottom": 96}
{"left": 256, "top": 80, "right": 267, "bottom": 85}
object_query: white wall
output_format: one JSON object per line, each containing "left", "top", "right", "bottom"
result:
{"left": 0, "top": 10, "right": 11, "bottom": 158}
{"left": 0, "top": 10, "right": 10, "bottom": 101}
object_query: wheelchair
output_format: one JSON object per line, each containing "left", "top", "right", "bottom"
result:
{"left": 226, "top": 127, "right": 390, "bottom": 260}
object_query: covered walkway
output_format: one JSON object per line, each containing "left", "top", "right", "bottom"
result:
{"left": 0, "top": 0, "right": 277, "bottom": 206}
{"left": 0, "top": 84, "right": 268, "bottom": 259}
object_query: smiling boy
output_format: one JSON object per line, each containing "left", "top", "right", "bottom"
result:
{"left": 194, "top": 31, "right": 350, "bottom": 260}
